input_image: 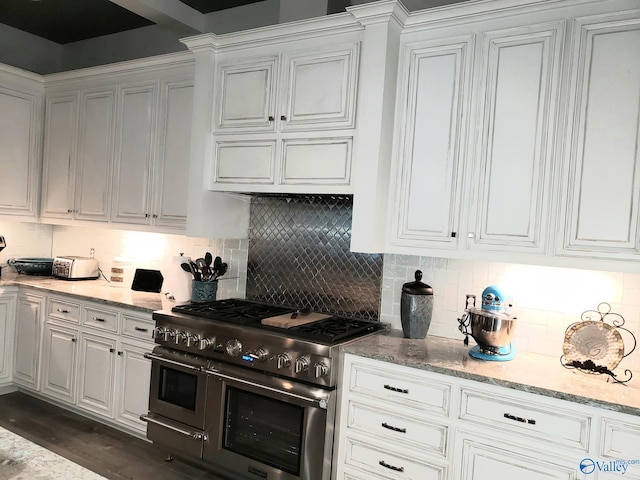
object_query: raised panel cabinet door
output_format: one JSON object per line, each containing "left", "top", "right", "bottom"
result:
{"left": 41, "top": 93, "right": 78, "bottom": 219}
{"left": 470, "top": 23, "right": 563, "bottom": 254}
{"left": 213, "top": 140, "right": 276, "bottom": 188}
{"left": 41, "top": 322, "right": 78, "bottom": 403}
{"left": 455, "top": 434, "right": 579, "bottom": 480}
{"left": 115, "top": 341, "right": 152, "bottom": 433}
{"left": 77, "top": 332, "right": 116, "bottom": 418}
{"left": 153, "top": 78, "right": 192, "bottom": 230}
{"left": 112, "top": 82, "right": 157, "bottom": 225}
{"left": 0, "top": 295, "right": 15, "bottom": 384}
{"left": 75, "top": 88, "right": 115, "bottom": 222}
{"left": 390, "top": 37, "right": 474, "bottom": 250}
{"left": 215, "top": 56, "right": 278, "bottom": 132}
{"left": 0, "top": 87, "right": 40, "bottom": 218}
{"left": 13, "top": 293, "right": 43, "bottom": 390}
{"left": 281, "top": 137, "right": 352, "bottom": 189}
{"left": 560, "top": 14, "right": 640, "bottom": 259}
{"left": 280, "top": 43, "right": 359, "bottom": 131}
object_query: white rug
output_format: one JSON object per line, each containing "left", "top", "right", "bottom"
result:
{"left": 0, "top": 425, "right": 107, "bottom": 480}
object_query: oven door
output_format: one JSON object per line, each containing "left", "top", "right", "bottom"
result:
{"left": 203, "top": 362, "right": 334, "bottom": 480}
{"left": 145, "top": 346, "right": 208, "bottom": 429}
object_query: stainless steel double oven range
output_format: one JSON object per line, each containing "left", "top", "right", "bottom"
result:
{"left": 142, "top": 299, "right": 382, "bottom": 480}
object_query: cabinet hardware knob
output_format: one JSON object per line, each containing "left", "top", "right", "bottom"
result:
{"left": 451, "top": 232, "right": 456, "bottom": 238}
{"left": 383, "top": 384, "right": 409, "bottom": 394}
{"left": 268, "top": 115, "right": 274, "bottom": 121}
{"left": 117, "top": 351, "right": 123, "bottom": 356}
{"left": 280, "top": 115, "right": 287, "bottom": 121}
{"left": 379, "top": 460, "right": 404, "bottom": 472}
{"left": 381, "top": 422, "right": 406, "bottom": 433}
{"left": 152, "top": 214, "right": 158, "bottom": 218}
{"left": 67, "top": 209, "right": 73, "bottom": 213}
{"left": 109, "top": 348, "right": 115, "bottom": 353}
{"left": 71, "top": 338, "right": 77, "bottom": 343}
{"left": 144, "top": 213, "right": 150, "bottom": 218}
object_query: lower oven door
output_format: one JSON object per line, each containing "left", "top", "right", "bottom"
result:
{"left": 203, "top": 362, "right": 334, "bottom": 480}
{"left": 145, "top": 346, "right": 208, "bottom": 429}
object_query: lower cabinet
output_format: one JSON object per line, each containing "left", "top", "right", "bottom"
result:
{"left": 0, "top": 292, "right": 16, "bottom": 388}
{"left": 335, "top": 354, "right": 640, "bottom": 480}
{"left": 41, "top": 322, "right": 78, "bottom": 403}
{"left": 13, "top": 291, "right": 45, "bottom": 390}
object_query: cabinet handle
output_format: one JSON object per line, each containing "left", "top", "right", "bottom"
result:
{"left": 383, "top": 384, "right": 409, "bottom": 394}
{"left": 381, "top": 422, "right": 406, "bottom": 433}
{"left": 268, "top": 115, "right": 275, "bottom": 122}
{"left": 67, "top": 209, "right": 73, "bottom": 213}
{"left": 93, "top": 317, "right": 106, "bottom": 322}
{"left": 451, "top": 232, "right": 457, "bottom": 238}
{"left": 117, "top": 351, "right": 123, "bottom": 356}
{"left": 504, "top": 412, "right": 536, "bottom": 425}
{"left": 71, "top": 338, "right": 77, "bottom": 343}
{"left": 134, "top": 327, "right": 149, "bottom": 332}
{"left": 280, "top": 115, "right": 287, "bottom": 121}
{"left": 57, "top": 308, "right": 70, "bottom": 313}
{"left": 152, "top": 214, "right": 158, "bottom": 218}
{"left": 379, "top": 460, "right": 404, "bottom": 472}
{"left": 109, "top": 348, "right": 115, "bottom": 353}
{"left": 144, "top": 213, "right": 150, "bottom": 218}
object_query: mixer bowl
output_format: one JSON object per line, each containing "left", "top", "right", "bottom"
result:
{"left": 468, "top": 310, "right": 517, "bottom": 351}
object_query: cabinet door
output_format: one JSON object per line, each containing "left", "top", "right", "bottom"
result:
{"left": 0, "top": 295, "right": 15, "bottom": 385}
{"left": 111, "top": 82, "right": 157, "bottom": 225}
{"left": 75, "top": 88, "right": 115, "bottom": 222}
{"left": 13, "top": 293, "right": 44, "bottom": 390}
{"left": 152, "top": 78, "right": 192, "bottom": 230}
{"left": 455, "top": 434, "right": 579, "bottom": 480}
{"left": 280, "top": 44, "right": 359, "bottom": 131}
{"left": 41, "top": 322, "right": 78, "bottom": 403}
{"left": 41, "top": 93, "right": 78, "bottom": 219}
{"left": 389, "top": 37, "right": 473, "bottom": 250}
{"left": 115, "top": 341, "right": 152, "bottom": 433}
{"left": 560, "top": 14, "right": 640, "bottom": 259}
{"left": 469, "top": 23, "right": 563, "bottom": 254}
{"left": 214, "top": 56, "right": 278, "bottom": 132}
{"left": 77, "top": 332, "right": 116, "bottom": 417}
{"left": 0, "top": 86, "right": 40, "bottom": 218}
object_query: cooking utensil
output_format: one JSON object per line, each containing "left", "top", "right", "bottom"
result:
{"left": 0, "top": 236, "right": 6, "bottom": 252}
{"left": 180, "top": 262, "right": 193, "bottom": 274}
{"left": 205, "top": 252, "right": 213, "bottom": 267}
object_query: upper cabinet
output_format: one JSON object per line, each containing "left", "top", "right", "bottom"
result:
{"left": 0, "top": 65, "right": 43, "bottom": 221}
{"left": 40, "top": 55, "right": 195, "bottom": 233}
{"left": 557, "top": 11, "right": 640, "bottom": 262}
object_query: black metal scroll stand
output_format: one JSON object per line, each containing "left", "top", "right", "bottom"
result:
{"left": 560, "top": 302, "right": 636, "bottom": 384}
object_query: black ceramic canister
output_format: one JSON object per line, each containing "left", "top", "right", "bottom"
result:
{"left": 400, "top": 270, "right": 434, "bottom": 339}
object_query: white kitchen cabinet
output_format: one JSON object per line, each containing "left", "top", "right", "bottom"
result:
{"left": 0, "top": 66, "right": 43, "bottom": 221}
{"left": 0, "top": 293, "right": 16, "bottom": 388}
{"left": 599, "top": 414, "right": 640, "bottom": 479}
{"left": 115, "top": 340, "right": 152, "bottom": 433}
{"left": 558, "top": 11, "right": 640, "bottom": 261}
{"left": 77, "top": 331, "right": 117, "bottom": 417}
{"left": 41, "top": 87, "right": 115, "bottom": 222}
{"left": 41, "top": 322, "right": 78, "bottom": 403}
{"left": 388, "top": 17, "right": 563, "bottom": 256}
{"left": 13, "top": 291, "right": 44, "bottom": 390}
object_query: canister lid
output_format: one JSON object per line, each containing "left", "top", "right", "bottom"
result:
{"left": 402, "top": 270, "right": 433, "bottom": 295}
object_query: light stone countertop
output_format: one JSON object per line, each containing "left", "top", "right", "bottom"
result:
{"left": 0, "top": 271, "right": 177, "bottom": 313}
{"left": 344, "top": 330, "right": 640, "bottom": 417}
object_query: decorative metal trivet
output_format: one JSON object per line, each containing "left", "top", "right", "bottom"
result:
{"left": 560, "top": 302, "right": 636, "bottom": 384}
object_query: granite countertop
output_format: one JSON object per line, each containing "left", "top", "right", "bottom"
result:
{"left": 0, "top": 272, "right": 176, "bottom": 313}
{"left": 344, "top": 330, "right": 640, "bottom": 417}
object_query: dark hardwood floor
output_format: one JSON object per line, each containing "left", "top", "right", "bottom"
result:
{"left": 0, "top": 391, "right": 219, "bottom": 480}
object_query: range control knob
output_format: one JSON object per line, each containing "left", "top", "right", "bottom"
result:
{"left": 248, "top": 348, "right": 269, "bottom": 362}
{"left": 163, "top": 328, "right": 176, "bottom": 342}
{"left": 175, "top": 331, "right": 188, "bottom": 345}
{"left": 295, "top": 356, "right": 310, "bottom": 374}
{"left": 314, "top": 361, "right": 329, "bottom": 378}
{"left": 186, "top": 334, "right": 200, "bottom": 348}
{"left": 277, "top": 353, "right": 291, "bottom": 370}
{"left": 152, "top": 326, "right": 165, "bottom": 340}
{"left": 198, "top": 336, "right": 214, "bottom": 350}
{"left": 226, "top": 339, "right": 243, "bottom": 357}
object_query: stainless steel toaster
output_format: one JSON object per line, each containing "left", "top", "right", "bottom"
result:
{"left": 52, "top": 256, "right": 99, "bottom": 280}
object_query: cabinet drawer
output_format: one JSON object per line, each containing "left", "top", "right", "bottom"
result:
{"left": 601, "top": 417, "right": 640, "bottom": 460}
{"left": 344, "top": 435, "right": 447, "bottom": 480}
{"left": 82, "top": 306, "right": 118, "bottom": 332}
{"left": 347, "top": 400, "right": 448, "bottom": 457}
{"left": 459, "top": 387, "right": 591, "bottom": 452}
{"left": 347, "top": 359, "right": 451, "bottom": 416}
{"left": 47, "top": 298, "right": 81, "bottom": 324}
{"left": 122, "top": 313, "right": 154, "bottom": 342}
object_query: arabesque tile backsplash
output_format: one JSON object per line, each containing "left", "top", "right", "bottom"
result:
{"left": 1, "top": 219, "right": 638, "bottom": 372}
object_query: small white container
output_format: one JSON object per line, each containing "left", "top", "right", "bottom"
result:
{"left": 110, "top": 257, "right": 134, "bottom": 288}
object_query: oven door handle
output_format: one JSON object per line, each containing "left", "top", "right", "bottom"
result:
{"left": 144, "top": 352, "right": 203, "bottom": 372}
{"left": 205, "top": 368, "right": 329, "bottom": 409}
{"left": 140, "top": 414, "right": 208, "bottom": 441}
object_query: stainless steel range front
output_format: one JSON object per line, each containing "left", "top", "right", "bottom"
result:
{"left": 141, "top": 299, "right": 382, "bottom": 480}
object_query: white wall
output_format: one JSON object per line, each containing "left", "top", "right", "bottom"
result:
{"left": 381, "top": 254, "right": 640, "bottom": 371}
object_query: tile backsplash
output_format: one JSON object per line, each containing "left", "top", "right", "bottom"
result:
{"left": 381, "top": 254, "right": 640, "bottom": 371}
{"left": 0, "top": 221, "right": 53, "bottom": 264}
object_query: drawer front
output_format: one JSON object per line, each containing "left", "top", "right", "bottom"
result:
{"left": 82, "top": 305, "right": 118, "bottom": 333}
{"left": 348, "top": 359, "right": 451, "bottom": 416}
{"left": 459, "top": 387, "right": 591, "bottom": 452}
{"left": 47, "top": 298, "right": 81, "bottom": 324}
{"left": 122, "top": 313, "right": 154, "bottom": 342}
{"left": 601, "top": 417, "right": 640, "bottom": 461}
{"left": 344, "top": 435, "right": 447, "bottom": 480}
{"left": 347, "top": 400, "right": 448, "bottom": 457}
